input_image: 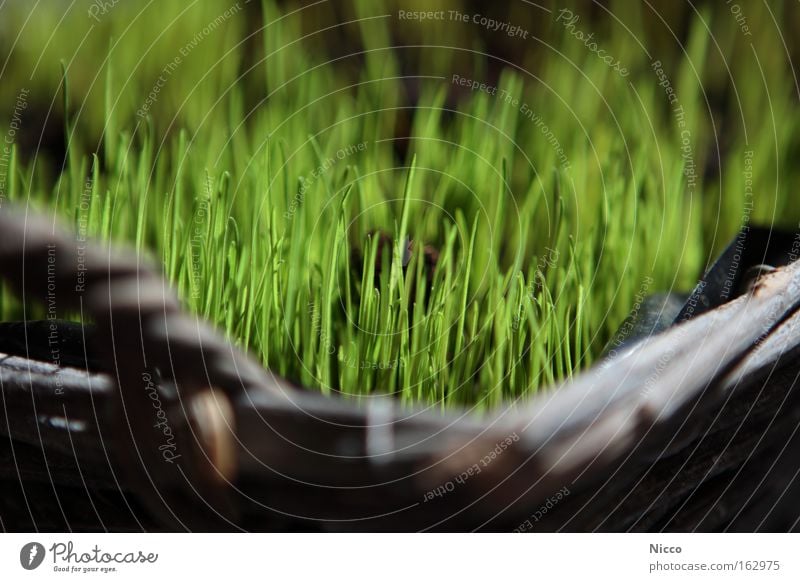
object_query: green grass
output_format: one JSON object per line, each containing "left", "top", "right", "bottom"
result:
{"left": 1, "top": 1, "right": 799, "bottom": 408}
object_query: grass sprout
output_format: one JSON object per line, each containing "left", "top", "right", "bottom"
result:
{"left": 1, "top": 1, "right": 798, "bottom": 408}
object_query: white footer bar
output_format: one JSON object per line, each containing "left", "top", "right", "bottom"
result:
{"left": 1, "top": 533, "right": 795, "bottom": 580}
